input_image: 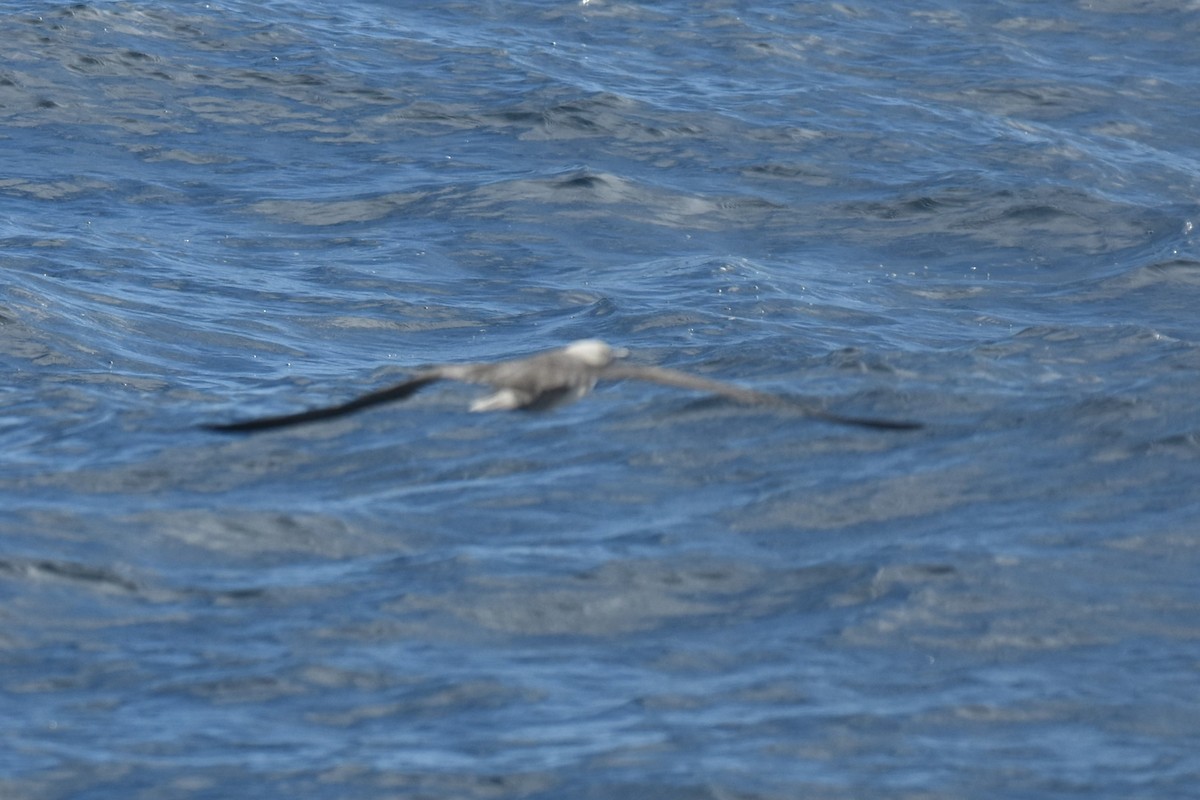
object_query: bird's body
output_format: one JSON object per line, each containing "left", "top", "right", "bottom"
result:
{"left": 204, "top": 339, "right": 919, "bottom": 433}
{"left": 446, "top": 339, "right": 621, "bottom": 411}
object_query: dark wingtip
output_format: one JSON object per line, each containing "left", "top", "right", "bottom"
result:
{"left": 200, "top": 400, "right": 381, "bottom": 433}
{"left": 200, "top": 374, "right": 439, "bottom": 434}
{"left": 201, "top": 421, "right": 267, "bottom": 434}
{"left": 200, "top": 415, "right": 309, "bottom": 434}
{"left": 864, "top": 419, "right": 923, "bottom": 431}
{"left": 813, "top": 409, "right": 924, "bottom": 431}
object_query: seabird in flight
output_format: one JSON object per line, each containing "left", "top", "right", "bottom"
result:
{"left": 204, "top": 339, "right": 920, "bottom": 433}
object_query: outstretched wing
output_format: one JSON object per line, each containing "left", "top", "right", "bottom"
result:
{"left": 203, "top": 372, "right": 443, "bottom": 433}
{"left": 600, "top": 363, "right": 921, "bottom": 431}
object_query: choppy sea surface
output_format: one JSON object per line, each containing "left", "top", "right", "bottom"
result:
{"left": 3, "top": 0, "right": 1199, "bottom": 797}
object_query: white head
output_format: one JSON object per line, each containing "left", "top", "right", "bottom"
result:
{"left": 564, "top": 339, "right": 629, "bottom": 367}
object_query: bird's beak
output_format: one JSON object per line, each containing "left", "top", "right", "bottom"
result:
{"left": 612, "top": 346, "right": 631, "bottom": 359}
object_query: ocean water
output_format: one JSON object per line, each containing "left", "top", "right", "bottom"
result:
{"left": 2, "top": 0, "right": 1199, "bottom": 797}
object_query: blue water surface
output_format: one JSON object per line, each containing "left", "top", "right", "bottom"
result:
{"left": 2, "top": 0, "right": 1199, "bottom": 797}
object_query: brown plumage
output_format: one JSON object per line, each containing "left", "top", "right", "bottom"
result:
{"left": 204, "top": 339, "right": 920, "bottom": 433}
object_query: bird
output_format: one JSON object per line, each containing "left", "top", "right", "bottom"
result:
{"left": 203, "top": 339, "right": 921, "bottom": 433}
